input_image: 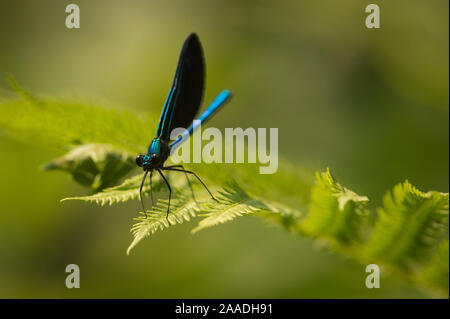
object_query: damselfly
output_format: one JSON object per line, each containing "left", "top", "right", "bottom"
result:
{"left": 136, "top": 33, "right": 232, "bottom": 219}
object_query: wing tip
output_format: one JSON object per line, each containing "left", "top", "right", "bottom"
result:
{"left": 185, "top": 32, "right": 200, "bottom": 45}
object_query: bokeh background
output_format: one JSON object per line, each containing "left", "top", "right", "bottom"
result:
{"left": 0, "top": 0, "right": 448, "bottom": 298}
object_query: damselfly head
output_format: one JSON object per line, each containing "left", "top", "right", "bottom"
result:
{"left": 136, "top": 153, "right": 162, "bottom": 170}
{"left": 135, "top": 155, "right": 146, "bottom": 167}
{"left": 136, "top": 154, "right": 153, "bottom": 169}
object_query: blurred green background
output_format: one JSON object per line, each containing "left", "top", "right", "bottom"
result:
{"left": 0, "top": 0, "right": 448, "bottom": 298}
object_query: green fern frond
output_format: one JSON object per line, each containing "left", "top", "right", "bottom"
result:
{"left": 191, "top": 184, "right": 262, "bottom": 234}
{"left": 318, "top": 168, "right": 369, "bottom": 211}
{"left": 420, "top": 240, "right": 449, "bottom": 293}
{"left": 191, "top": 182, "right": 298, "bottom": 234}
{"left": 363, "top": 181, "right": 449, "bottom": 267}
{"left": 43, "top": 143, "right": 135, "bottom": 191}
{"left": 61, "top": 170, "right": 190, "bottom": 206}
{"left": 62, "top": 173, "right": 159, "bottom": 205}
{"left": 127, "top": 192, "right": 200, "bottom": 255}
{"left": 0, "top": 91, "right": 152, "bottom": 154}
{"left": 299, "top": 169, "right": 370, "bottom": 244}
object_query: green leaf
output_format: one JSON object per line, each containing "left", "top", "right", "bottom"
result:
{"left": 61, "top": 173, "right": 157, "bottom": 206}
{"left": 62, "top": 173, "right": 157, "bottom": 206}
{"left": 43, "top": 143, "right": 135, "bottom": 191}
{"left": 299, "top": 168, "right": 370, "bottom": 244}
{"left": 61, "top": 171, "right": 188, "bottom": 206}
{"left": 127, "top": 191, "right": 200, "bottom": 255}
{"left": 420, "top": 240, "right": 449, "bottom": 293}
{"left": 363, "top": 181, "right": 449, "bottom": 267}
{"left": 191, "top": 181, "right": 301, "bottom": 233}
{"left": 0, "top": 87, "right": 152, "bottom": 154}
{"left": 191, "top": 182, "right": 267, "bottom": 234}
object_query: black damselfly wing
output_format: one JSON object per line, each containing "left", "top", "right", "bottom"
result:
{"left": 156, "top": 33, "right": 205, "bottom": 141}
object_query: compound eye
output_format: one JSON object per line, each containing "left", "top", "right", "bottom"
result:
{"left": 136, "top": 155, "right": 144, "bottom": 167}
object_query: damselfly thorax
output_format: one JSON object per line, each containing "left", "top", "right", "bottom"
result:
{"left": 136, "top": 137, "right": 170, "bottom": 170}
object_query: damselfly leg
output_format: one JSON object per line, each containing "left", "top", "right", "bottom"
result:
{"left": 157, "top": 168, "right": 172, "bottom": 222}
{"left": 163, "top": 165, "right": 196, "bottom": 203}
{"left": 139, "top": 170, "right": 149, "bottom": 218}
{"left": 162, "top": 167, "right": 217, "bottom": 202}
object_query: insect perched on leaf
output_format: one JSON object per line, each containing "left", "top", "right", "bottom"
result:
{"left": 136, "top": 33, "right": 232, "bottom": 220}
